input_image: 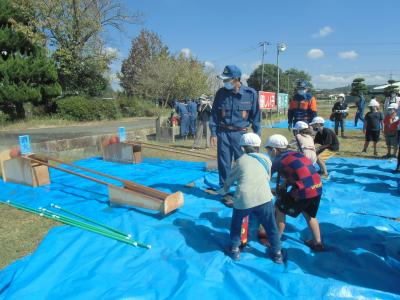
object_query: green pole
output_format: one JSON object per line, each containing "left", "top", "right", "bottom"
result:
{"left": 50, "top": 204, "right": 131, "bottom": 238}
{"left": 3, "top": 201, "right": 151, "bottom": 249}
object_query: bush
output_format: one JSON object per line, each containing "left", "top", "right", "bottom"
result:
{"left": 0, "top": 111, "right": 9, "bottom": 126}
{"left": 117, "top": 97, "right": 145, "bottom": 117}
{"left": 57, "top": 96, "right": 121, "bottom": 121}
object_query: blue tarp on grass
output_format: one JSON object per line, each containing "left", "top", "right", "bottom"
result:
{"left": 0, "top": 157, "right": 399, "bottom": 299}
{"left": 263, "top": 120, "right": 364, "bottom": 130}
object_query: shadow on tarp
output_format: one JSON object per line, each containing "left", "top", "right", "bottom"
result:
{"left": 290, "top": 222, "right": 400, "bottom": 295}
{"left": 176, "top": 211, "right": 400, "bottom": 295}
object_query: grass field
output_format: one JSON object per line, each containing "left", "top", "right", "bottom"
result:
{"left": 0, "top": 104, "right": 394, "bottom": 269}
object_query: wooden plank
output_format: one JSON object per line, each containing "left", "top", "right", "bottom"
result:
{"left": 108, "top": 185, "right": 164, "bottom": 212}
{"left": 0, "top": 149, "right": 11, "bottom": 182}
{"left": 103, "top": 143, "right": 142, "bottom": 164}
{"left": 3, "top": 157, "right": 34, "bottom": 186}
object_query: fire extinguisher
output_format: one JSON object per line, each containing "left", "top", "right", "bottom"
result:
{"left": 241, "top": 215, "right": 249, "bottom": 245}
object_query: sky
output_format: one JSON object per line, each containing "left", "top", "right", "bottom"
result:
{"left": 104, "top": 0, "right": 400, "bottom": 90}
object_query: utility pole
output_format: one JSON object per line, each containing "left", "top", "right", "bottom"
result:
{"left": 259, "top": 41, "right": 269, "bottom": 91}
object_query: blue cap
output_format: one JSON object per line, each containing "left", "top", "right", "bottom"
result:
{"left": 218, "top": 65, "right": 242, "bottom": 80}
{"left": 297, "top": 80, "right": 310, "bottom": 89}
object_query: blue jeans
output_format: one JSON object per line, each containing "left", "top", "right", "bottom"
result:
{"left": 230, "top": 201, "right": 281, "bottom": 254}
{"left": 354, "top": 111, "right": 364, "bottom": 127}
{"left": 217, "top": 130, "right": 244, "bottom": 186}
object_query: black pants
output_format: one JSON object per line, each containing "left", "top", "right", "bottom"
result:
{"left": 334, "top": 119, "right": 344, "bottom": 135}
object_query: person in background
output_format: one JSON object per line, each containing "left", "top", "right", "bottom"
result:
{"left": 192, "top": 94, "right": 212, "bottom": 150}
{"left": 362, "top": 99, "right": 384, "bottom": 156}
{"left": 383, "top": 103, "right": 398, "bottom": 158}
{"left": 265, "top": 134, "right": 324, "bottom": 252}
{"left": 290, "top": 121, "right": 317, "bottom": 164}
{"left": 288, "top": 80, "right": 318, "bottom": 129}
{"left": 354, "top": 93, "right": 366, "bottom": 127}
{"left": 332, "top": 93, "right": 349, "bottom": 138}
{"left": 384, "top": 90, "right": 400, "bottom": 114}
{"left": 188, "top": 98, "right": 198, "bottom": 137}
{"left": 310, "top": 117, "right": 340, "bottom": 178}
{"left": 210, "top": 65, "right": 260, "bottom": 206}
{"left": 176, "top": 99, "right": 190, "bottom": 139}
{"left": 220, "top": 133, "right": 282, "bottom": 263}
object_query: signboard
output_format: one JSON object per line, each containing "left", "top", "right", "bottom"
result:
{"left": 118, "top": 127, "right": 126, "bottom": 142}
{"left": 258, "top": 91, "right": 276, "bottom": 110}
{"left": 278, "top": 93, "right": 289, "bottom": 109}
{"left": 19, "top": 135, "right": 31, "bottom": 155}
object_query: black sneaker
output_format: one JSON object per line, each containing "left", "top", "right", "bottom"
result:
{"left": 225, "top": 247, "right": 240, "bottom": 261}
{"left": 304, "top": 240, "right": 324, "bottom": 252}
{"left": 270, "top": 251, "right": 283, "bottom": 264}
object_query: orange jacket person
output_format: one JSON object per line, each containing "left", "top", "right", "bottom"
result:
{"left": 288, "top": 81, "right": 318, "bottom": 129}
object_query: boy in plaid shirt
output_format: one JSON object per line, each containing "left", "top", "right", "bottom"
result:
{"left": 265, "top": 134, "right": 324, "bottom": 251}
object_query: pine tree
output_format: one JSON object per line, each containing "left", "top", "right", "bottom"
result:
{"left": 383, "top": 79, "right": 399, "bottom": 97}
{"left": 350, "top": 78, "right": 368, "bottom": 97}
{"left": 0, "top": 0, "right": 61, "bottom": 119}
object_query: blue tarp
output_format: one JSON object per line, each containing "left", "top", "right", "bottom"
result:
{"left": 263, "top": 120, "right": 364, "bottom": 130}
{"left": 1, "top": 157, "right": 400, "bottom": 299}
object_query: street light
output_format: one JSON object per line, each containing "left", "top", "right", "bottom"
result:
{"left": 276, "top": 42, "right": 287, "bottom": 113}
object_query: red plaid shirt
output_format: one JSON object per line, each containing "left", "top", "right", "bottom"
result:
{"left": 272, "top": 151, "right": 322, "bottom": 199}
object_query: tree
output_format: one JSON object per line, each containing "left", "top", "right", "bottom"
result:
{"left": 383, "top": 79, "right": 399, "bottom": 97}
{"left": 0, "top": 0, "right": 61, "bottom": 119}
{"left": 350, "top": 78, "right": 368, "bottom": 96}
{"left": 30, "top": 0, "right": 141, "bottom": 96}
{"left": 136, "top": 53, "right": 209, "bottom": 107}
{"left": 120, "top": 29, "right": 169, "bottom": 96}
{"left": 247, "top": 64, "right": 312, "bottom": 98}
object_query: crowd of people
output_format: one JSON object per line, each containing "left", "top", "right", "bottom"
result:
{"left": 171, "top": 64, "right": 400, "bottom": 263}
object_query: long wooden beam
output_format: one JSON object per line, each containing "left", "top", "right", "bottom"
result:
{"left": 25, "top": 154, "right": 183, "bottom": 215}
{"left": 134, "top": 141, "right": 217, "bottom": 160}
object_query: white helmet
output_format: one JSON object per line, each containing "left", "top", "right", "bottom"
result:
{"left": 240, "top": 133, "right": 261, "bottom": 147}
{"left": 368, "top": 99, "right": 380, "bottom": 107}
{"left": 309, "top": 116, "right": 325, "bottom": 125}
{"left": 264, "top": 134, "right": 288, "bottom": 149}
{"left": 294, "top": 121, "right": 309, "bottom": 130}
{"left": 388, "top": 103, "right": 398, "bottom": 110}
{"left": 338, "top": 93, "right": 345, "bottom": 99}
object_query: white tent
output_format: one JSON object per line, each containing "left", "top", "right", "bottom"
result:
{"left": 373, "top": 81, "right": 400, "bottom": 92}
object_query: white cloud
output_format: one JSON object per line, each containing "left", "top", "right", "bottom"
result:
{"left": 204, "top": 61, "right": 215, "bottom": 69}
{"left": 242, "top": 73, "right": 250, "bottom": 81}
{"left": 252, "top": 60, "right": 262, "bottom": 70}
{"left": 307, "top": 48, "right": 324, "bottom": 59}
{"left": 180, "top": 48, "right": 192, "bottom": 58}
{"left": 338, "top": 50, "right": 358, "bottom": 59}
{"left": 104, "top": 47, "right": 120, "bottom": 58}
{"left": 312, "top": 26, "right": 333, "bottom": 38}
{"left": 314, "top": 73, "right": 387, "bottom": 89}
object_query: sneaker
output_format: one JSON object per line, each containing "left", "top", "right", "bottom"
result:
{"left": 322, "top": 173, "right": 329, "bottom": 179}
{"left": 304, "top": 240, "right": 324, "bottom": 252}
{"left": 225, "top": 247, "right": 240, "bottom": 261}
{"left": 221, "top": 194, "right": 234, "bottom": 208}
{"left": 270, "top": 251, "right": 283, "bottom": 264}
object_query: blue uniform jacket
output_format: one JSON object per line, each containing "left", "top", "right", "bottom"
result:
{"left": 176, "top": 102, "right": 189, "bottom": 115}
{"left": 209, "top": 85, "right": 260, "bottom": 136}
{"left": 188, "top": 101, "right": 198, "bottom": 118}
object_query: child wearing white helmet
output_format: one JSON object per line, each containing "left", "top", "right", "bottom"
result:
{"left": 290, "top": 121, "right": 317, "bottom": 164}
{"left": 362, "top": 99, "right": 384, "bottom": 156}
{"left": 383, "top": 103, "right": 399, "bottom": 158}
{"left": 264, "top": 134, "right": 324, "bottom": 251}
{"left": 220, "top": 132, "right": 283, "bottom": 263}
{"left": 310, "top": 117, "right": 340, "bottom": 178}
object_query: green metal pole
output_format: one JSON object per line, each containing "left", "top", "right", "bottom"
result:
{"left": 3, "top": 201, "right": 151, "bottom": 249}
{"left": 50, "top": 204, "right": 131, "bottom": 238}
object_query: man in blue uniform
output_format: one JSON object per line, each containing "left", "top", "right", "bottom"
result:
{"left": 175, "top": 99, "right": 190, "bottom": 139}
{"left": 210, "top": 65, "right": 261, "bottom": 199}
{"left": 188, "top": 99, "right": 198, "bottom": 137}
